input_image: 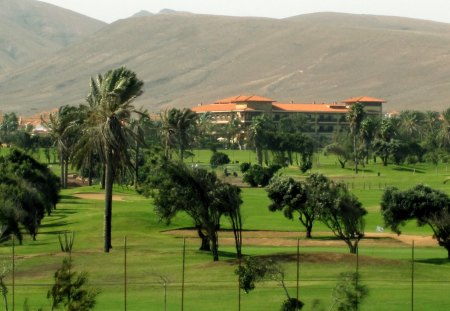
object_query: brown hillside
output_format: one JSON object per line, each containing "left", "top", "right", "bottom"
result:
{"left": 0, "top": 0, "right": 105, "bottom": 73}
{"left": 1, "top": 12, "right": 450, "bottom": 115}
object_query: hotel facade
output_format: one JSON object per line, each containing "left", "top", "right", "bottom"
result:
{"left": 192, "top": 95, "right": 385, "bottom": 140}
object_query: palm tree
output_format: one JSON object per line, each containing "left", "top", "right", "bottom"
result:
{"left": 398, "top": 110, "right": 424, "bottom": 141}
{"left": 439, "top": 108, "right": 450, "bottom": 152}
{"left": 76, "top": 67, "right": 143, "bottom": 252}
{"left": 160, "top": 108, "right": 198, "bottom": 160}
{"left": 248, "top": 114, "right": 271, "bottom": 166}
{"left": 129, "top": 108, "right": 151, "bottom": 190}
{"left": 359, "top": 117, "right": 379, "bottom": 164}
{"left": 346, "top": 103, "right": 366, "bottom": 174}
{"left": 42, "top": 106, "right": 79, "bottom": 188}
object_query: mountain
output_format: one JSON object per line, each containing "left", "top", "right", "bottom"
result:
{"left": 131, "top": 10, "right": 153, "bottom": 18}
{"left": 0, "top": 0, "right": 105, "bottom": 73}
{"left": 1, "top": 11, "right": 450, "bottom": 115}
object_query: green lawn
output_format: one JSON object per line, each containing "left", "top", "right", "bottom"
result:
{"left": 1, "top": 150, "right": 450, "bottom": 310}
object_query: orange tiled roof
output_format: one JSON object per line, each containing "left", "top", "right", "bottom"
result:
{"left": 214, "top": 95, "right": 274, "bottom": 104}
{"left": 192, "top": 104, "right": 237, "bottom": 113}
{"left": 341, "top": 96, "right": 386, "bottom": 104}
{"left": 273, "top": 103, "right": 348, "bottom": 113}
{"left": 192, "top": 102, "right": 349, "bottom": 113}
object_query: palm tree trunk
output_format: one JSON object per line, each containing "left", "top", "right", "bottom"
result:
{"left": 134, "top": 144, "right": 139, "bottom": 190}
{"left": 353, "top": 131, "right": 358, "bottom": 174}
{"left": 100, "top": 164, "right": 106, "bottom": 189}
{"left": 64, "top": 158, "right": 69, "bottom": 188}
{"left": 104, "top": 150, "right": 113, "bottom": 252}
{"left": 60, "top": 152, "right": 65, "bottom": 189}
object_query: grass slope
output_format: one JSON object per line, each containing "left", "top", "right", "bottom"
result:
{"left": 1, "top": 150, "right": 450, "bottom": 310}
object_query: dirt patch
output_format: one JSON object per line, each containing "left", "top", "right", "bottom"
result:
{"left": 72, "top": 193, "right": 125, "bottom": 201}
{"left": 164, "top": 229, "right": 437, "bottom": 248}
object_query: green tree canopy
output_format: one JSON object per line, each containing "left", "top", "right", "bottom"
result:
{"left": 145, "top": 160, "right": 243, "bottom": 261}
{"left": 381, "top": 184, "right": 450, "bottom": 259}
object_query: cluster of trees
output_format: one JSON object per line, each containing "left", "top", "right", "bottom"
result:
{"left": 0, "top": 149, "right": 60, "bottom": 243}
{"left": 267, "top": 174, "right": 366, "bottom": 253}
{"left": 0, "top": 112, "right": 54, "bottom": 154}
{"left": 144, "top": 160, "right": 243, "bottom": 261}
{"left": 327, "top": 104, "right": 450, "bottom": 170}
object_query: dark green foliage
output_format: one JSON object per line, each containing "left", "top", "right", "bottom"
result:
{"left": 381, "top": 184, "right": 450, "bottom": 258}
{"left": 243, "top": 164, "right": 281, "bottom": 187}
{"left": 48, "top": 258, "right": 99, "bottom": 311}
{"left": 145, "top": 160, "right": 243, "bottom": 261}
{"left": 0, "top": 149, "right": 60, "bottom": 242}
{"left": 324, "top": 142, "right": 352, "bottom": 169}
{"left": 210, "top": 151, "right": 230, "bottom": 168}
{"left": 240, "top": 162, "right": 251, "bottom": 173}
{"left": 280, "top": 298, "right": 304, "bottom": 311}
{"left": 235, "top": 257, "right": 280, "bottom": 294}
{"left": 235, "top": 256, "right": 303, "bottom": 310}
{"left": 331, "top": 272, "right": 368, "bottom": 311}
{"left": 319, "top": 183, "right": 366, "bottom": 254}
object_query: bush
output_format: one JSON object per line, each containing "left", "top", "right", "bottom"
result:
{"left": 240, "top": 162, "right": 251, "bottom": 173}
{"left": 280, "top": 298, "right": 304, "bottom": 311}
{"left": 210, "top": 151, "right": 230, "bottom": 168}
{"left": 243, "top": 164, "right": 281, "bottom": 187}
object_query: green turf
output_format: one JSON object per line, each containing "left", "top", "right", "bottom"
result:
{"left": 1, "top": 150, "right": 450, "bottom": 310}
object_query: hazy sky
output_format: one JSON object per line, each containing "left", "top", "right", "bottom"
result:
{"left": 38, "top": 0, "right": 450, "bottom": 24}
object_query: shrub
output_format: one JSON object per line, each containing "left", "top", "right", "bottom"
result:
{"left": 210, "top": 151, "right": 230, "bottom": 168}
{"left": 243, "top": 164, "right": 281, "bottom": 187}
{"left": 240, "top": 162, "right": 251, "bottom": 173}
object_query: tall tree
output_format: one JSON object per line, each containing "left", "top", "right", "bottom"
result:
{"left": 359, "top": 117, "right": 379, "bottom": 164}
{"left": 346, "top": 103, "right": 366, "bottom": 174}
{"left": 76, "top": 67, "right": 143, "bottom": 252}
{"left": 247, "top": 114, "right": 272, "bottom": 166}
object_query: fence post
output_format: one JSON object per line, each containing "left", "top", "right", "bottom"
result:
{"left": 124, "top": 236, "right": 127, "bottom": 311}
{"left": 181, "top": 238, "right": 186, "bottom": 311}
{"left": 238, "top": 258, "right": 241, "bottom": 311}
{"left": 411, "top": 240, "right": 415, "bottom": 311}
{"left": 12, "top": 235, "right": 15, "bottom": 311}
{"left": 296, "top": 238, "right": 300, "bottom": 310}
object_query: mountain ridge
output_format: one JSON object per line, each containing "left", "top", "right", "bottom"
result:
{"left": 1, "top": 10, "right": 450, "bottom": 115}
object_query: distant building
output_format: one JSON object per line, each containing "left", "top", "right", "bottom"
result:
{"left": 192, "top": 95, "right": 385, "bottom": 139}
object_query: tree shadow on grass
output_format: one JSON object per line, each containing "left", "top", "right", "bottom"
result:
{"left": 59, "top": 195, "right": 88, "bottom": 205}
{"left": 40, "top": 221, "right": 74, "bottom": 230}
{"left": 40, "top": 229, "right": 75, "bottom": 235}
{"left": 392, "top": 167, "right": 424, "bottom": 174}
{"left": 415, "top": 258, "right": 450, "bottom": 265}
{"left": 217, "top": 250, "right": 238, "bottom": 259}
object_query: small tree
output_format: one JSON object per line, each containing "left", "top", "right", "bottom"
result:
{"left": 267, "top": 176, "right": 311, "bottom": 237}
{"left": 243, "top": 164, "right": 281, "bottom": 187}
{"left": 210, "top": 151, "right": 230, "bottom": 169}
{"left": 320, "top": 184, "right": 366, "bottom": 254}
{"left": 330, "top": 272, "right": 368, "bottom": 311}
{"left": 235, "top": 257, "right": 303, "bottom": 310}
{"left": 48, "top": 257, "right": 99, "bottom": 311}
